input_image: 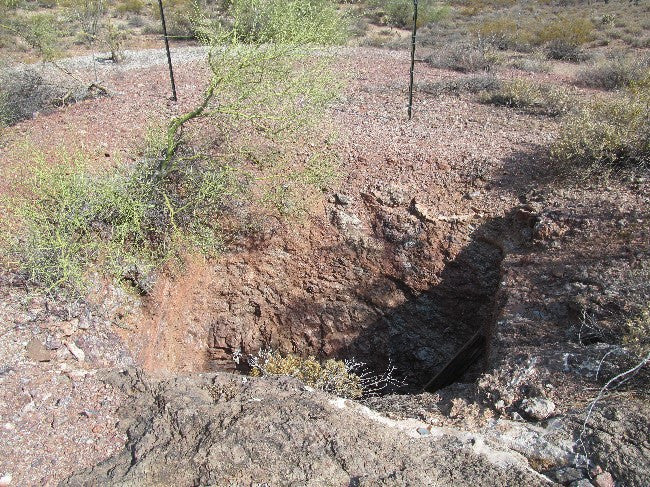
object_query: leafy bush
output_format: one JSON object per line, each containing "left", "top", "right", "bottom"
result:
{"left": 12, "top": 13, "right": 62, "bottom": 60}
{"left": 3, "top": 149, "right": 239, "bottom": 293}
{"left": 426, "top": 41, "right": 497, "bottom": 73}
{"left": 368, "top": 0, "right": 448, "bottom": 29}
{"left": 482, "top": 79, "right": 576, "bottom": 116}
{"left": 249, "top": 351, "right": 364, "bottom": 399}
{"left": 552, "top": 79, "right": 650, "bottom": 171}
{"left": 578, "top": 55, "right": 650, "bottom": 90}
{"left": 226, "top": 0, "right": 348, "bottom": 45}
{"left": 538, "top": 16, "right": 593, "bottom": 61}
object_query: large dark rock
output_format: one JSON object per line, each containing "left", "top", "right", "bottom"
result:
{"left": 63, "top": 368, "right": 551, "bottom": 486}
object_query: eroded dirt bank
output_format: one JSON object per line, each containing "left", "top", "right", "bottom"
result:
{"left": 1, "top": 48, "right": 649, "bottom": 486}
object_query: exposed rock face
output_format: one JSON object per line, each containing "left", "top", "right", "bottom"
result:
{"left": 63, "top": 369, "right": 551, "bottom": 486}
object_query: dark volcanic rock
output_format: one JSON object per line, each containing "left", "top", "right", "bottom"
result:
{"left": 63, "top": 368, "right": 551, "bottom": 486}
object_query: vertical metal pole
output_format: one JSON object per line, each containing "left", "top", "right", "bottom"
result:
{"left": 407, "top": 0, "right": 418, "bottom": 120}
{"left": 158, "top": 0, "right": 177, "bottom": 102}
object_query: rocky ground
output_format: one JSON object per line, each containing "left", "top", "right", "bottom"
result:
{"left": 0, "top": 47, "right": 648, "bottom": 486}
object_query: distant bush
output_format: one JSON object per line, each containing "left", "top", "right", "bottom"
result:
{"left": 539, "top": 16, "right": 593, "bottom": 61}
{"left": 482, "top": 79, "right": 577, "bottom": 116}
{"left": 368, "top": 0, "right": 448, "bottom": 29}
{"left": 505, "top": 55, "right": 550, "bottom": 73}
{"left": 578, "top": 55, "right": 650, "bottom": 90}
{"left": 552, "top": 78, "right": 650, "bottom": 171}
{"left": 474, "top": 17, "right": 535, "bottom": 51}
{"left": 226, "top": 0, "right": 348, "bottom": 45}
{"left": 545, "top": 39, "right": 588, "bottom": 62}
{"left": 426, "top": 41, "right": 497, "bottom": 73}
{"left": 116, "top": 0, "right": 145, "bottom": 15}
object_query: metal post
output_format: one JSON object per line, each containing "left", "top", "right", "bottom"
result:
{"left": 407, "top": 0, "right": 418, "bottom": 120}
{"left": 157, "top": 0, "right": 177, "bottom": 102}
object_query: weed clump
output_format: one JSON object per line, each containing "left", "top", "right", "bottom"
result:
{"left": 250, "top": 351, "right": 364, "bottom": 399}
{"left": 625, "top": 306, "right": 650, "bottom": 360}
{"left": 552, "top": 78, "right": 650, "bottom": 171}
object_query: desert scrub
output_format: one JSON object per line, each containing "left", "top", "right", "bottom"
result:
{"left": 552, "top": 79, "right": 650, "bottom": 171}
{"left": 578, "top": 55, "right": 650, "bottom": 90}
{"left": 249, "top": 351, "right": 364, "bottom": 399}
{"left": 367, "top": 0, "right": 448, "bottom": 29}
{"left": 482, "top": 79, "right": 577, "bottom": 116}
{"left": 2, "top": 148, "right": 240, "bottom": 294}
{"left": 4, "top": 0, "right": 347, "bottom": 295}
{"left": 425, "top": 41, "right": 497, "bottom": 73}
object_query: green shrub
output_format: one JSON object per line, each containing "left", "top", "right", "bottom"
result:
{"left": 3, "top": 149, "right": 239, "bottom": 294}
{"left": 116, "top": 0, "right": 144, "bottom": 15}
{"left": 368, "top": 0, "right": 448, "bottom": 29}
{"left": 426, "top": 41, "right": 497, "bottom": 73}
{"left": 482, "top": 79, "right": 576, "bottom": 116}
{"left": 12, "top": 13, "right": 62, "bottom": 60}
{"left": 226, "top": 0, "right": 348, "bottom": 45}
{"left": 552, "top": 79, "right": 650, "bottom": 171}
{"left": 578, "top": 55, "right": 650, "bottom": 90}
{"left": 4, "top": 0, "right": 346, "bottom": 295}
{"left": 538, "top": 16, "right": 593, "bottom": 61}
{"left": 250, "top": 351, "right": 364, "bottom": 399}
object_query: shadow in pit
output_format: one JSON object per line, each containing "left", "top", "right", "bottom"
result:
{"left": 277, "top": 216, "right": 507, "bottom": 394}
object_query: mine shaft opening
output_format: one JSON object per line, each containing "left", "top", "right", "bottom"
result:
{"left": 204, "top": 229, "right": 505, "bottom": 396}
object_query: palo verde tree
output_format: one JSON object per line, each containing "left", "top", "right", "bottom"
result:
{"left": 3, "top": 0, "right": 348, "bottom": 295}
{"left": 161, "top": 0, "right": 347, "bottom": 175}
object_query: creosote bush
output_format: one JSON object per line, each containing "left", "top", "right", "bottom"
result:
{"left": 578, "top": 55, "right": 650, "bottom": 90}
{"left": 482, "top": 79, "right": 577, "bottom": 116}
{"left": 552, "top": 77, "right": 650, "bottom": 172}
{"left": 425, "top": 41, "right": 497, "bottom": 73}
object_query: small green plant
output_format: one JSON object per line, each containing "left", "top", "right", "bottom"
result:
{"left": 105, "top": 21, "right": 125, "bottom": 62}
{"left": 552, "top": 78, "right": 650, "bottom": 172}
{"left": 3, "top": 147, "right": 240, "bottom": 294}
{"left": 249, "top": 351, "right": 364, "bottom": 399}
